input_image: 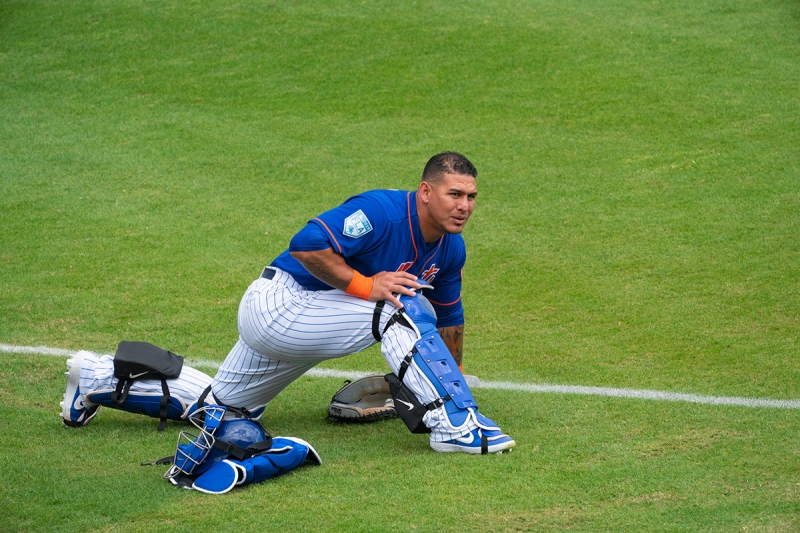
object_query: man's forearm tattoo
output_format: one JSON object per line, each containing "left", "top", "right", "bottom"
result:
{"left": 438, "top": 325, "right": 464, "bottom": 366}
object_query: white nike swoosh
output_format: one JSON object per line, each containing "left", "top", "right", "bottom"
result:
{"left": 397, "top": 399, "right": 415, "bottom": 410}
{"left": 73, "top": 393, "right": 84, "bottom": 410}
{"left": 129, "top": 371, "right": 149, "bottom": 379}
{"left": 456, "top": 432, "right": 475, "bottom": 444}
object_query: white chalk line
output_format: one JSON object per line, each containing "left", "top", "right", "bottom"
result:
{"left": 3, "top": 343, "right": 799, "bottom": 410}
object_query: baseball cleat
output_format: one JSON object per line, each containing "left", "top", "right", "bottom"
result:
{"left": 430, "top": 428, "right": 515, "bottom": 455}
{"left": 60, "top": 351, "right": 100, "bottom": 427}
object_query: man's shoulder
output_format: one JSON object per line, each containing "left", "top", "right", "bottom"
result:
{"left": 442, "top": 232, "right": 466, "bottom": 248}
{"left": 348, "top": 189, "right": 410, "bottom": 203}
{"left": 343, "top": 189, "right": 411, "bottom": 222}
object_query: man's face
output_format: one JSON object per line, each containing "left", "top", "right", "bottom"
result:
{"left": 418, "top": 172, "right": 478, "bottom": 239}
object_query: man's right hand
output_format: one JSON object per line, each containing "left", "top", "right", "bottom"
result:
{"left": 370, "top": 271, "right": 421, "bottom": 309}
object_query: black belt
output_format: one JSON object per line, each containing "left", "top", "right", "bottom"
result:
{"left": 261, "top": 267, "right": 276, "bottom": 280}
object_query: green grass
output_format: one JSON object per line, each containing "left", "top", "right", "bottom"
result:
{"left": 1, "top": 354, "right": 799, "bottom": 533}
{"left": 1, "top": 0, "right": 799, "bottom": 531}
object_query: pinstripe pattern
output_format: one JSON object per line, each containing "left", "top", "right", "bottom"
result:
{"left": 78, "top": 352, "right": 212, "bottom": 406}
{"left": 70, "top": 268, "right": 477, "bottom": 441}
{"left": 237, "top": 271, "right": 379, "bottom": 359}
{"left": 210, "top": 338, "right": 318, "bottom": 411}
{"left": 210, "top": 268, "right": 399, "bottom": 410}
{"left": 209, "top": 268, "right": 478, "bottom": 441}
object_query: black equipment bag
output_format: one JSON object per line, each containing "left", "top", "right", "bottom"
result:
{"left": 111, "top": 340, "right": 185, "bottom": 431}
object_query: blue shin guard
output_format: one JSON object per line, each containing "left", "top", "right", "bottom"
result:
{"left": 190, "top": 437, "right": 322, "bottom": 494}
{"left": 388, "top": 293, "right": 515, "bottom": 452}
{"left": 86, "top": 390, "right": 191, "bottom": 424}
{"left": 238, "top": 437, "right": 321, "bottom": 484}
{"left": 412, "top": 331, "right": 476, "bottom": 427}
{"left": 396, "top": 293, "right": 477, "bottom": 428}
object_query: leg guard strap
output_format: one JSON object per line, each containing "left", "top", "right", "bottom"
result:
{"left": 396, "top": 350, "right": 451, "bottom": 410}
{"left": 372, "top": 301, "right": 386, "bottom": 342}
{"left": 109, "top": 377, "right": 173, "bottom": 431}
{"left": 377, "top": 307, "right": 412, "bottom": 340}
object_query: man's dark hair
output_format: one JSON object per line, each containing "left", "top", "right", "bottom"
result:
{"left": 421, "top": 152, "right": 477, "bottom": 183}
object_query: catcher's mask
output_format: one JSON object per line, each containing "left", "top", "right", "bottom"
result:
{"left": 165, "top": 405, "right": 272, "bottom": 479}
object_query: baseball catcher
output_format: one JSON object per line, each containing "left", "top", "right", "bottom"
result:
{"left": 62, "top": 152, "right": 515, "bottom": 455}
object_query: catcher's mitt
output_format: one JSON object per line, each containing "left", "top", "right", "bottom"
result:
{"left": 328, "top": 375, "right": 397, "bottom": 422}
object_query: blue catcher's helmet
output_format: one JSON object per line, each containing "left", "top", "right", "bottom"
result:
{"left": 166, "top": 405, "right": 271, "bottom": 479}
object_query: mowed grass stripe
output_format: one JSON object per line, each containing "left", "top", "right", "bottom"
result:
{"left": 5, "top": 343, "right": 797, "bottom": 410}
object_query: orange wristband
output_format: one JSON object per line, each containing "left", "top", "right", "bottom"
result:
{"left": 345, "top": 270, "right": 374, "bottom": 300}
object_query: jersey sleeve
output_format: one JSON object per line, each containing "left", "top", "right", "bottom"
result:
{"left": 425, "top": 240, "right": 466, "bottom": 328}
{"left": 298, "top": 193, "right": 389, "bottom": 258}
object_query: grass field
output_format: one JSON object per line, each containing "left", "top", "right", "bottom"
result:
{"left": 1, "top": 0, "right": 799, "bottom": 531}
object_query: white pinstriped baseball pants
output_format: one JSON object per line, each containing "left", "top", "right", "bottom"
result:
{"left": 76, "top": 268, "right": 474, "bottom": 440}
{"left": 212, "top": 268, "right": 474, "bottom": 441}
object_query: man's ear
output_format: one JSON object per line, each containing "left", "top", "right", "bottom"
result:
{"left": 417, "top": 181, "right": 432, "bottom": 202}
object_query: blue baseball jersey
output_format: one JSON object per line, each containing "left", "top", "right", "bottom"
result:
{"left": 270, "top": 189, "right": 466, "bottom": 327}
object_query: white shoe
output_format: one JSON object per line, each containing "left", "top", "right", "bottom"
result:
{"left": 60, "top": 351, "right": 100, "bottom": 427}
{"left": 430, "top": 427, "right": 515, "bottom": 454}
